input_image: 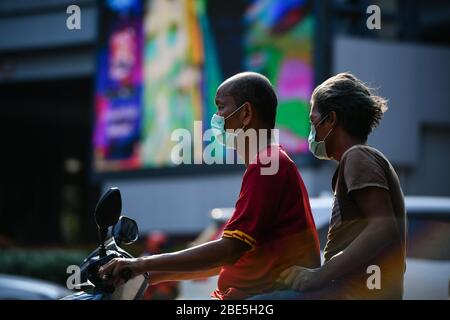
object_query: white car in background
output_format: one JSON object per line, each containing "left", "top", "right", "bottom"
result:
{"left": 178, "top": 196, "right": 450, "bottom": 300}
{"left": 0, "top": 274, "right": 71, "bottom": 300}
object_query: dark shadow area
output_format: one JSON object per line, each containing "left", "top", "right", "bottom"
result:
{"left": 0, "top": 77, "right": 99, "bottom": 246}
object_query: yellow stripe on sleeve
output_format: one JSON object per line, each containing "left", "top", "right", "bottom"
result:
{"left": 222, "top": 230, "right": 257, "bottom": 250}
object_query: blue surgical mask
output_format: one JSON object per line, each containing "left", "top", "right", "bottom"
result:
{"left": 308, "top": 114, "right": 334, "bottom": 160}
{"left": 211, "top": 103, "right": 246, "bottom": 149}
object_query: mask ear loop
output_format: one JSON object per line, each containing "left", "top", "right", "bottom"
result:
{"left": 317, "top": 113, "right": 334, "bottom": 142}
{"left": 315, "top": 113, "right": 330, "bottom": 127}
{"left": 322, "top": 126, "right": 334, "bottom": 142}
{"left": 225, "top": 102, "right": 247, "bottom": 121}
{"left": 230, "top": 103, "right": 248, "bottom": 135}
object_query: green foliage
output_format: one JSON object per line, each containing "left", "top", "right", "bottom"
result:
{"left": 0, "top": 249, "right": 88, "bottom": 285}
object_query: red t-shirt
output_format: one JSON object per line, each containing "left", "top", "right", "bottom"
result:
{"left": 212, "top": 145, "right": 320, "bottom": 300}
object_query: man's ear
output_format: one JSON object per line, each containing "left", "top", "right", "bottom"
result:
{"left": 241, "top": 102, "right": 253, "bottom": 127}
{"left": 328, "top": 111, "right": 338, "bottom": 127}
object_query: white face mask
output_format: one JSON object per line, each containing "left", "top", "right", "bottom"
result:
{"left": 308, "top": 114, "right": 334, "bottom": 160}
{"left": 210, "top": 103, "right": 246, "bottom": 149}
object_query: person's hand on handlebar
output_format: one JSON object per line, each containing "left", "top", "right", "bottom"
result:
{"left": 99, "top": 257, "right": 145, "bottom": 287}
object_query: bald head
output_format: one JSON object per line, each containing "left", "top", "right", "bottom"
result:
{"left": 217, "top": 72, "right": 278, "bottom": 128}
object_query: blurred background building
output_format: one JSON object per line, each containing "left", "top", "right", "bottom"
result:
{"left": 0, "top": 0, "right": 450, "bottom": 246}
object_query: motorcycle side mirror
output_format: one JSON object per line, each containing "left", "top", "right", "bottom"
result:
{"left": 113, "top": 216, "right": 139, "bottom": 246}
{"left": 95, "top": 188, "right": 122, "bottom": 228}
{"left": 94, "top": 187, "right": 122, "bottom": 257}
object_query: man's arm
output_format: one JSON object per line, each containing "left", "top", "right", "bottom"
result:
{"left": 280, "top": 186, "right": 400, "bottom": 291}
{"left": 319, "top": 186, "right": 399, "bottom": 280}
{"left": 99, "top": 237, "right": 249, "bottom": 285}
{"left": 148, "top": 267, "right": 221, "bottom": 285}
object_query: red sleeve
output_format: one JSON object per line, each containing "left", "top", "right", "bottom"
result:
{"left": 222, "top": 163, "right": 285, "bottom": 250}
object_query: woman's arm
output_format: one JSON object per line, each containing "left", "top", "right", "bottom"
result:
{"left": 279, "top": 187, "right": 400, "bottom": 291}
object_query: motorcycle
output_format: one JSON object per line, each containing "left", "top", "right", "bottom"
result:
{"left": 62, "top": 187, "right": 149, "bottom": 300}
